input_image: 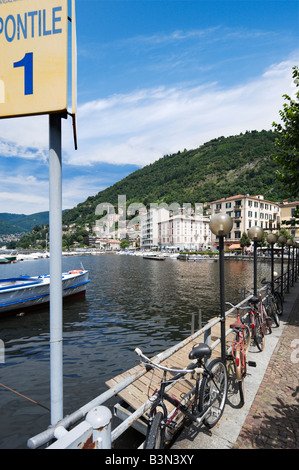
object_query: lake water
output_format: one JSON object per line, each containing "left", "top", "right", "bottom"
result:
{"left": 0, "top": 254, "right": 280, "bottom": 449}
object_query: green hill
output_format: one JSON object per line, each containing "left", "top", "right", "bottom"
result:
{"left": 0, "top": 212, "right": 49, "bottom": 235}
{"left": 62, "top": 129, "right": 284, "bottom": 227}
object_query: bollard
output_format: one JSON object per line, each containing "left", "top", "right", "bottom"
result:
{"left": 86, "top": 406, "right": 112, "bottom": 449}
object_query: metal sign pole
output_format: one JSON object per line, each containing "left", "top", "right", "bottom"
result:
{"left": 49, "top": 113, "right": 63, "bottom": 425}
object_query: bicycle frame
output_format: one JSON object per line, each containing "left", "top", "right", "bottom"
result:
{"left": 231, "top": 326, "right": 247, "bottom": 378}
{"left": 248, "top": 303, "right": 262, "bottom": 334}
{"left": 257, "top": 293, "right": 271, "bottom": 334}
{"left": 146, "top": 359, "right": 218, "bottom": 430}
{"left": 135, "top": 347, "right": 225, "bottom": 440}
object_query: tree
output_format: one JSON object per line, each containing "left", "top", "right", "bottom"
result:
{"left": 277, "top": 227, "right": 293, "bottom": 244}
{"left": 120, "top": 238, "right": 130, "bottom": 250}
{"left": 240, "top": 232, "right": 251, "bottom": 252}
{"left": 272, "top": 66, "right": 299, "bottom": 199}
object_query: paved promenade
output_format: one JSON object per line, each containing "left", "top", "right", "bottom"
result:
{"left": 172, "top": 281, "right": 299, "bottom": 450}
{"left": 234, "top": 285, "right": 299, "bottom": 449}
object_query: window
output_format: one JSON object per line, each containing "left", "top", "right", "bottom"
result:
{"left": 234, "top": 231, "right": 241, "bottom": 239}
{"left": 248, "top": 200, "right": 252, "bottom": 207}
{"left": 226, "top": 202, "right": 231, "bottom": 208}
{"left": 248, "top": 211, "right": 252, "bottom": 217}
{"left": 216, "top": 203, "right": 222, "bottom": 210}
{"left": 254, "top": 202, "right": 258, "bottom": 208}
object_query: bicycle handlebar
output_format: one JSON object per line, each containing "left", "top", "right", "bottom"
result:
{"left": 135, "top": 348, "right": 203, "bottom": 375}
{"left": 226, "top": 301, "right": 251, "bottom": 311}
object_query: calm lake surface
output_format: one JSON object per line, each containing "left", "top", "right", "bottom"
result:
{"left": 0, "top": 254, "right": 280, "bottom": 449}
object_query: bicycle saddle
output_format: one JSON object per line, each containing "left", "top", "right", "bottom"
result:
{"left": 249, "top": 296, "right": 259, "bottom": 305}
{"left": 189, "top": 343, "right": 211, "bottom": 360}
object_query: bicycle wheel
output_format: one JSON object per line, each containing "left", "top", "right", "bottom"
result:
{"left": 198, "top": 358, "right": 228, "bottom": 428}
{"left": 274, "top": 292, "right": 283, "bottom": 316}
{"left": 254, "top": 317, "right": 265, "bottom": 351}
{"left": 234, "top": 347, "right": 245, "bottom": 405}
{"left": 268, "top": 298, "right": 280, "bottom": 327}
{"left": 144, "top": 411, "right": 165, "bottom": 449}
{"left": 260, "top": 304, "right": 272, "bottom": 335}
{"left": 244, "top": 325, "right": 251, "bottom": 352}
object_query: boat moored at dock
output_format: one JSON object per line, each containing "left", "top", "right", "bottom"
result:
{"left": 0, "top": 270, "right": 89, "bottom": 317}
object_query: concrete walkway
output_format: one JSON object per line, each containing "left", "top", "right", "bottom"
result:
{"left": 171, "top": 281, "right": 299, "bottom": 450}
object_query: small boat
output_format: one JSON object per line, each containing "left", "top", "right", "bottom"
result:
{"left": 187, "top": 255, "right": 217, "bottom": 262}
{"left": 143, "top": 253, "right": 166, "bottom": 261}
{"left": 0, "top": 269, "right": 89, "bottom": 317}
{"left": 0, "top": 252, "right": 17, "bottom": 263}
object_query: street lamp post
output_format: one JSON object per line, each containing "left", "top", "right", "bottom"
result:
{"left": 286, "top": 238, "right": 293, "bottom": 292}
{"left": 210, "top": 213, "right": 233, "bottom": 363}
{"left": 295, "top": 242, "right": 299, "bottom": 281}
{"left": 291, "top": 241, "right": 295, "bottom": 286}
{"left": 278, "top": 235, "right": 287, "bottom": 298}
{"left": 266, "top": 233, "right": 278, "bottom": 285}
{"left": 248, "top": 226, "right": 264, "bottom": 296}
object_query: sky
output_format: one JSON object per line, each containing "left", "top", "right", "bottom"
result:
{"left": 0, "top": 0, "right": 298, "bottom": 215}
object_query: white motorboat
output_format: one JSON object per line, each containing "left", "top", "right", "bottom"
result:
{"left": 0, "top": 269, "right": 89, "bottom": 317}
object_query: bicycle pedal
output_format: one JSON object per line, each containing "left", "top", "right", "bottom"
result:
{"left": 247, "top": 361, "right": 256, "bottom": 367}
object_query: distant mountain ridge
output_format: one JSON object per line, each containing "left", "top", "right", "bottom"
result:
{"left": 0, "top": 212, "right": 49, "bottom": 235}
{"left": 62, "top": 129, "right": 285, "bottom": 228}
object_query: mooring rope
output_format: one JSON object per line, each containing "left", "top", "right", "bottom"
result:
{"left": 0, "top": 382, "right": 50, "bottom": 412}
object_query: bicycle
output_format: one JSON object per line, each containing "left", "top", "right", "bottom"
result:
{"left": 226, "top": 302, "right": 256, "bottom": 405}
{"left": 261, "top": 278, "right": 283, "bottom": 326}
{"left": 247, "top": 296, "right": 266, "bottom": 351}
{"left": 135, "top": 344, "right": 228, "bottom": 449}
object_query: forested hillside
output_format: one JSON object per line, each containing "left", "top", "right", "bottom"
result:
{"left": 63, "top": 129, "right": 284, "bottom": 227}
{"left": 0, "top": 212, "right": 49, "bottom": 235}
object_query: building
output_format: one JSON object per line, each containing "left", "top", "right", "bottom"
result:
{"left": 88, "top": 236, "right": 120, "bottom": 251}
{"left": 140, "top": 207, "right": 169, "bottom": 250}
{"left": 208, "top": 194, "right": 281, "bottom": 249}
{"left": 279, "top": 201, "right": 299, "bottom": 241}
{"left": 158, "top": 211, "right": 211, "bottom": 251}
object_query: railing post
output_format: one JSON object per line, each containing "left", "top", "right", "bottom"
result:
{"left": 86, "top": 406, "right": 112, "bottom": 449}
{"left": 198, "top": 307, "right": 202, "bottom": 330}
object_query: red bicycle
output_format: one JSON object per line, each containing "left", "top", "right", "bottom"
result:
{"left": 248, "top": 295, "right": 272, "bottom": 351}
{"left": 226, "top": 303, "right": 254, "bottom": 405}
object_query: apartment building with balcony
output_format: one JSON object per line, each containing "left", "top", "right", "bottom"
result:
{"left": 158, "top": 212, "right": 211, "bottom": 251}
{"left": 279, "top": 200, "right": 299, "bottom": 241}
{"left": 140, "top": 207, "right": 169, "bottom": 250}
{"left": 208, "top": 194, "right": 281, "bottom": 248}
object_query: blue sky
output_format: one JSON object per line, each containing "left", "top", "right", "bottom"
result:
{"left": 0, "top": 0, "right": 298, "bottom": 214}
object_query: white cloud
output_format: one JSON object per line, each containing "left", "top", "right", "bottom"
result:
{"left": 0, "top": 54, "right": 298, "bottom": 214}
{"left": 1, "top": 56, "right": 298, "bottom": 170}
{"left": 64, "top": 55, "right": 299, "bottom": 167}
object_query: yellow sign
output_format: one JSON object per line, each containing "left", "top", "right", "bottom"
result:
{"left": 0, "top": 0, "right": 68, "bottom": 119}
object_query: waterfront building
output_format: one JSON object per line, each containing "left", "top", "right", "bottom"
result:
{"left": 158, "top": 211, "right": 211, "bottom": 251}
{"left": 208, "top": 194, "right": 281, "bottom": 249}
{"left": 140, "top": 207, "right": 169, "bottom": 250}
{"left": 280, "top": 200, "right": 299, "bottom": 241}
